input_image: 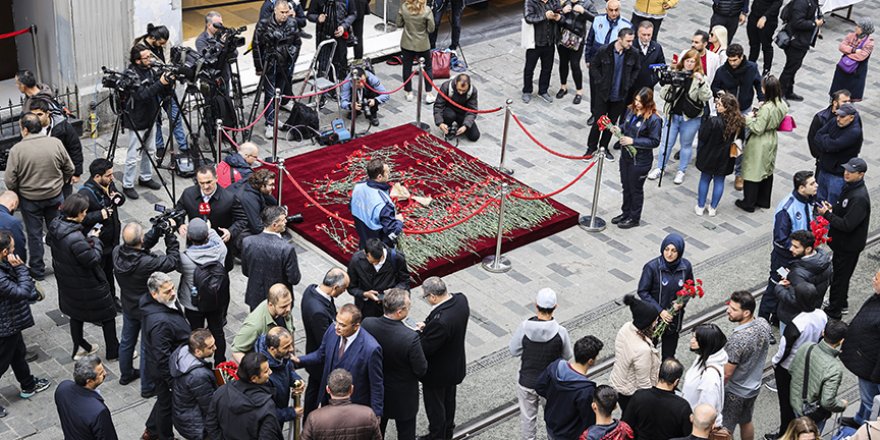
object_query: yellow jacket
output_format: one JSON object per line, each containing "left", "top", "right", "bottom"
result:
{"left": 633, "top": 0, "right": 678, "bottom": 17}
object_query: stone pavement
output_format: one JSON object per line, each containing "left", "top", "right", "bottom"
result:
{"left": 1, "top": 0, "right": 878, "bottom": 436}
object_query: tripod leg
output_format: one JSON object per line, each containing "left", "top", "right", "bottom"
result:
{"left": 245, "top": 56, "right": 274, "bottom": 141}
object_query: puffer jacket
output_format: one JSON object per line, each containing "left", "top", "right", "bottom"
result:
{"left": 0, "top": 262, "right": 37, "bottom": 338}
{"left": 775, "top": 250, "right": 833, "bottom": 325}
{"left": 47, "top": 218, "right": 116, "bottom": 323}
{"left": 633, "top": 0, "right": 678, "bottom": 17}
{"left": 207, "top": 380, "right": 284, "bottom": 440}
{"left": 789, "top": 341, "right": 846, "bottom": 414}
{"left": 113, "top": 231, "right": 180, "bottom": 319}
{"left": 609, "top": 322, "right": 660, "bottom": 396}
{"left": 713, "top": 0, "right": 748, "bottom": 17}
{"left": 255, "top": 333, "right": 303, "bottom": 422}
{"left": 170, "top": 344, "right": 217, "bottom": 440}
{"left": 178, "top": 228, "right": 227, "bottom": 311}
{"left": 122, "top": 64, "right": 169, "bottom": 131}
{"left": 840, "top": 294, "right": 880, "bottom": 382}
{"left": 252, "top": 14, "right": 303, "bottom": 71}
{"left": 524, "top": 0, "right": 562, "bottom": 47}
{"left": 681, "top": 349, "right": 729, "bottom": 426}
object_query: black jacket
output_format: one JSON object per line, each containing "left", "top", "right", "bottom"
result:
{"left": 176, "top": 184, "right": 238, "bottom": 235}
{"left": 301, "top": 284, "right": 337, "bottom": 354}
{"left": 420, "top": 293, "right": 470, "bottom": 387}
{"left": 79, "top": 178, "right": 125, "bottom": 255}
{"left": 711, "top": 60, "right": 765, "bottom": 111}
{"left": 307, "top": 0, "right": 357, "bottom": 40}
{"left": 170, "top": 344, "right": 217, "bottom": 440}
{"left": 749, "top": 0, "right": 782, "bottom": 23}
{"left": 695, "top": 115, "right": 739, "bottom": 176}
{"left": 433, "top": 74, "right": 479, "bottom": 129}
{"left": 140, "top": 294, "right": 191, "bottom": 383}
{"left": 47, "top": 218, "right": 115, "bottom": 323}
{"left": 840, "top": 294, "right": 880, "bottom": 382}
{"left": 233, "top": 184, "right": 278, "bottom": 236}
{"left": 621, "top": 387, "right": 693, "bottom": 440}
{"left": 824, "top": 178, "right": 870, "bottom": 253}
{"left": 524, "top": 0, "right": 562, "bottom": 47}
{"left": 241, "top": 232, "right": 301, "bottom": 309}
{"left": 123, "top": 64, "right": 168, "bottom": 131}
{"left": 775, "top": 249, "right": 832, "bottom": 325}
{"left": 49, "top": 117, "right": 84, "bottom": 177}
{"left": 558, "top": 2, "right": 595, "bottom": 42}
{"left": 361, "top": 316, "right": 428, "bottom": 420}
{"left": 253, "top": 14, "right": 304, "bottom": 71}
{"left": 255, "top": 333, "right": 304, "bottom": 422}
{"left": 114, "top": 232, "right": 180, "bottom": 318}
{"left": 207, "top": 380, "right": 285, "bottom": 440}
{"left": 807, "top": 106, "right": 834, "bottom": 163}
{"left": 632, "top": 40, "right": 666, "bottom": 92}
{"left": 713, "top": 0, "right": 748, "bottom": 17}
{"left": 535, "top": 359, "right": 597, "bottom": 440}
{"left": 347, "top": 247, "right": 411, "bottom": 317}
{"left": 589, "top": 44, "right": 641, "bottom": 104}
{"left": 0, "top": 206, "right": 27, "bottom": 263}
{"left": 785, "top": 0, "right": 821, "bottom": 50}
{"left": 54, "top": 380, "right": 118, "bottom": 440}
{"left": 815, "top": 115, "right": 863, "bottom": 176}
{"left": 0, "top": 262, "right": 36, "bottom": 338}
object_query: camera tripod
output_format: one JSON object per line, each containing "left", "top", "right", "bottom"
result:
{"left": 245, "top": 50, "right": 295, "bottom": 142}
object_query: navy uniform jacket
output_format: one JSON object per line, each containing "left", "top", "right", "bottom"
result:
{"left": 54, "top": 380, "right": 118, "bottom": 440}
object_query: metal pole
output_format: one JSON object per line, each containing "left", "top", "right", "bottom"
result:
{"left": 30, "top": 25, "right": 42, "bottom": 83}
{"left": 350, "top": 75, "right": 359, "bottom": 138}
{"left": 272, "top": 88, "right": 281, "bottom": 161}
{"left": 578, "top": 147, "right": 606, "bottom": 232}
{"left": 373, "top": 0, "right": 397, "bottom": 32}
{"left": 496, "top": 99, "right": 514, "bottom": 175}
{"left": 481, "top": 182, "right": 512, "bottom": 273}
{"left": 277, "top": 160, "right": 285, "bottom": 206}
{"left": 215, "top": 119, "right": 223, "bottom": 165}
{"left": 413, "top": 58, "right": 428, "bottom": 130}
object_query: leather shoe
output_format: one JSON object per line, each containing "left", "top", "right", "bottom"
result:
{"left": 587, "top": 115, "right": 596, "bottom": 125}
{"left": 617, "top": 218, "right": 639, "bottom": 229}
{"left": 119, "top": 369, "right": 140, "bottom": 386}
{"left": 138, "top": 179, "right": 161, "bottom": 190}
{"left": 141, "top": 389, "right": 157, "bottom": 399}
{"left": 786, "top": 92, "right": 804, "bottom": 102}
{"left": 370, "top": 115, "right": 380, "bottom": 126}
{"left": 734, "top": 176, "right": 744, "bottom": 191}
{"left": 840, "top": 416, "right": 860, "bottom": 429}
{"left": 123, "top": 187, "right": 139, "bottom": 200}
{"left": 611, "top": 214, "right": 626, "bottom": 224}
{"left": 555, "top": 89, "right": 567, "bottom": 99}
{"left": 734, "top": 199, "right": 755, "bottom": 213}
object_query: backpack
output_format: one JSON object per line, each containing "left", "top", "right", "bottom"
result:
{"left": 283, "top": 102, "right": 319, "bottom": 141}
{"left": 216, "top": 160, "right": 242, "bottom": 188}
{"left": 192, "top": 259, "right": 230, "bottom": 312}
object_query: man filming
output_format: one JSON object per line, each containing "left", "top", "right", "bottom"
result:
{"left": 308, "top": 0, "right": 357, "bottom": 81}
{"left": 433, "top": 73, "right": 481, "bottom": 142}
{"left": 253, "top": 0, "right": 304, "bottom": 139}
{"left": 340, "top": 67, "right": 389, "bottom": 127}
{"left": 121, "top": 44, "right": 171, "bottom": 200}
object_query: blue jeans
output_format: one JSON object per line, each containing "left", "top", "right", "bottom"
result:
{"left": 19, "top": 193, "right": 63, "bottom": 274}
{"left": 119, "top": 312, "right": 153, "bottom": 394}
{"left": 855, "top": 378, "right": 880, "bottom": 424}
{"left": 155, "top": 99, "right": 188, "bottom": 151}
{"left": 817, "top": 170, "right": 846, "bottom": 207}
{"left": 697, "top": 173, "right": 726, "bottom": 209}
{"left": 657, "top": 114, "right": 702, "bottom": 173}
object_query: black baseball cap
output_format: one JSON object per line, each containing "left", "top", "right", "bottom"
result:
{"left": 842, "top": 157, "right": 868, "bottom": 173}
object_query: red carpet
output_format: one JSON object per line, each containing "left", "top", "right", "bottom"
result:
{"left": 279, "top": 124, "right": 579, "bottom": 283}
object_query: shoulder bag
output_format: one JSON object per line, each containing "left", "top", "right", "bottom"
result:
{"left": 800, "top": 344, "right": 833, "bottom": 424}
{"left": 837, "top": 36, "right": 868, "bottom": 74}
{"left": 775, "top": 26, "right": 793, "bottom": 49}
{"left": 521, "top": 18, "right": 535, "bottom": 50}
{"left": 707, "top": 365, "right": 733, "bottom": 440}
{"left": 778, "top": 114, "right": 797, "bottom": 132}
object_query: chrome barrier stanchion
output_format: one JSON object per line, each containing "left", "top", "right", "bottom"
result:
{"left": 272, "top": 88, "right": 281, "bottom": 161}
{"left": 373, "top": 0, "right": 397, "bottom": 32}
{"left": 578, "top": 147, "right": 606, "bottom": 232}
{"left": 350, "top": 75, "right": 359, "bottom": 138}
{"left": 413, "top": 58, "right": 429, "bottom": 130}
{"left": 288, "top": 380, "right": 303, "bottom": 440}
{"left": 496, "top": 99, "right": 514, "bottom": 176}
{"left": 482, "top": 182, "right": 512, "bottom": 273}
{"left": 214, "top": 119, "right": 223, "bottom": 165}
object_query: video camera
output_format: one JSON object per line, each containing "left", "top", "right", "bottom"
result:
{"left": 201, "top": 24, "right": 246, "bottom": 77}
{"left": 149, "top": 204, "right": 187, "bottom": 235}
{"left": 101, "top": 67, "right": 140, "bottom": 93}
{"left": 651, "top": 64, "right": 691, "bottom": 88}
{"left": 154, "top": 46, "right": 204, "bottom": 84}
{"left": 213, "top": 23, "right": 247, "bottom": 49}
{"left": 445, "top": 121, "right": 459, "bottom": 141}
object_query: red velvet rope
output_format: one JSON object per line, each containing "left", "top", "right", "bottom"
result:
{"left": 361, "top": 71, "right": 417, "bottom": 95}
{"left": 511, "top": 113, "right": 593, "bottom": 161}
{"left": 421, "top": 70, "right": 502, "bottom": 114}
{"left": 221, "top": 128, "right": 240, "bottom": 149}
{"left": 224, "top": 99, "right": 274, "bottom": 132}
{"left": 0, "top": 27, "right": 31, "bottom": 40}
{"left": 281, "top": 79, "right": 350, "bottom": 99}
{"left": 509, "top": 160, "right": 597, "bottom": 201}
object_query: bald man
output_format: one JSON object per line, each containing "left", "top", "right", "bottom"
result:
{"left": 232, "top": 283, "right": 296, "bottom": 362}
{"left": 0, "top": 191, "right": 26, "bottom": 263}
{"left": 219, "top": 142, "right": 259, "bottom": 188}
{"left": 670, "top": 404, "right": 717, "bottom": 440}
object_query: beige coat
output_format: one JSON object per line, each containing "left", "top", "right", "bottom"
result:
{"left": 4, "top": 133, "right": 74, "bottom": 201}
{"left": 609, "top": 321, "right": 661, "bottom": 396}
{"left": 396, "top": 6, "right": 435, "bottom": 52}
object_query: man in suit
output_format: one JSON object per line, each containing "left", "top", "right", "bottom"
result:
{"left": 301, "top": 267, "right": 349, "bottom": 419}
{"left": 417, "top": 276, "right": 470, "bottom": 440}
{"left": 362, "top": 289, "right": 427, "bottom": 439}
{"left": 348, "top": 238, "right": 411, "bottom": 318}
{"left": 175, "top": 165, "right": 237, "bottom": 265}
{"left": 242, "top": 206, "right": 301, "bottom": 311}
{"left": 295, "top": 303, "right": 384, "bottom": 418}
{"left": 631, "top": 21, "right": 665, "bottom": 97}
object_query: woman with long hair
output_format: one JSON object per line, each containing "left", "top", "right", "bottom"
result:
{"left": 132, "top": 23, "right": 170, "bottom": 62}
{"left": 778, "top": 417, "right": 820, "bottom": 440}
{"left": 694, "top": 92, "right": 745, "bottom": 216}
{"left": 829, "top": 18, "right": 874, "bottom": 102}
{"left": 397, "top": 0, "right": 436, "bottom": 103}
{"left": 613, "top": 87, "right": 662, "bottom": 229}
{"left": 647, "top": 49, "right": 712, "bottom": 185}
{"left": 555, "top": 0, "right": 596, "bottom": 104}
{"left": 681, "top": 323, "right": 728, "bottom": 427}
{"left": 736, "top": 74, "right": 788, "bottom": 212}
{"left": 709, "top": 25, "right": 729, "bottom": 62}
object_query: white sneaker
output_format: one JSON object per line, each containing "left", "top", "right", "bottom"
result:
{"left": 425, "top": 93, "right": 436, "bottom": 104}
{"left": 73, "top": 344, "right": 99, "bottom": 361}
{"left": 406, "top": 92, "right": 414, "bottom": 102}
{"left": 694, "top": 205, "right": 705, "bottom": 216}
{"left": 673, "top": 171, "right": 685, "bottom": 184}
{"left": 282, "top": 101, "right": 295, "bottom": 112}
{"left": 264, "top": 126, "right": 274, "bottom": 139}
{"left": 647, "top": 168, "right": 662, "bottom": 180}
{"left": 707, "top": 206, "right": 717, "bottom": 217}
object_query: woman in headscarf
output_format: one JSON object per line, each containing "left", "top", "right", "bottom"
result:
{"left": 636, "top": 233, "right": 695, "bottom": 359}
{"left": 830, "top": 17, "right": 874, "bottom": 102}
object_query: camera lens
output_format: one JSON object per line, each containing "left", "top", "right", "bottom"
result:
{"left": 286, "top": 214, "right": 304, "bottom": 224}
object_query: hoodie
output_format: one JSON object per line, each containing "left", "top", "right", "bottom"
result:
{"left": 510, "top": 317, "right": 574, "bottom": 389}
{"left": 178, "top": 228, "right": 227, "bottom": 311}
{"left": 581, "top": 419, "right": 635, "bottom": 440}
{"left": 206, "top": 380, "right": 284, "bottom": 440}
{"left": 681, "top": 349, "right": 729, "bottom": 427}
{"left": 170, "top": 344, "right": 216, "bottom": 440}
{"left": 535, "top": 359, "right": 597, "bottom": 440}
{"left": 775, "top": 249, "right": 833, "bottom": 325}
{"left": 255, "top": 333, "right": 303, "bottom": 422}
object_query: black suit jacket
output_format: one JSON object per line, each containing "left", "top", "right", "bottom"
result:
{"left": 301, "top": 284, "right": 337, "bottom": 354}
{"left": 241, "top": 232, "right": 301, "bottom": 309}
{"left": 362, "top": 316, "right": 427, "bottom": 420}
{"left": 176, "top": 184, "right": 237, "bottom": 234}
{"left": 347, "top": 248, "right": 411, "bottom": 317}
{"left": 632, "top": 40, "right": 666, "bottom": 93}
{"left": 420, "top": 293, "right": 470, "bottom": 387}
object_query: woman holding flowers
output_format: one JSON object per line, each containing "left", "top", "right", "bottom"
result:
{"left": 637, "top": 233, "right": 695, "bottom": 359}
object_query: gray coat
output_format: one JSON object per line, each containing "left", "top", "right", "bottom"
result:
{"left": 178, "top": 229, "right": 228, "bottom": 311}
{"left": 241, "top": 232, "right": 301, "bottom": 309}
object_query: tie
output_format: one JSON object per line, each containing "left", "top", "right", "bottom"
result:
{"left": 603, "top": 19, "right": 617, "bottom": 45}
{"left": 338, "top": 337, "right": 347, "bottom": 360}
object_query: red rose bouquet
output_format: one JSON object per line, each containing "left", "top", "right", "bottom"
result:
{"left": 597, "top": 115, "right": 637, "bottom": 159}
{"left": 652, "top": 278, "right": 704, "bottom": 339}
{"left": 810, "top": 216, "right": 831, "bottom": 248}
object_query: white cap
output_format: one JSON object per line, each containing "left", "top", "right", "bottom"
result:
{"left": 536, "top": 288, "right": 558, "bottom": 309}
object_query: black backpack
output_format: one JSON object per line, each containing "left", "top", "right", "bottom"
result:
{"left": 192, "top": 260, "right": 230, "bottom": 312}
{"left": 283, "top": 102, "right": 319, "bottom": 141}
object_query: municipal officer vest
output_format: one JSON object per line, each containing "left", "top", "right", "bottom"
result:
{"left": 350, "top": 181, "right": 392, "bottom": 231}
{"left": 592, "top": 16, "right": 628, "bottom": 46}
{"left": 775, "top": 193, "right": 813, "bottom": 235}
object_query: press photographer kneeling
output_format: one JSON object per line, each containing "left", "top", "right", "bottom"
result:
{"left": 340, "top": 67, "right": 388, "bottom": 127}
{"left": 433, "top": 73, "right": 481, "bottom": 142}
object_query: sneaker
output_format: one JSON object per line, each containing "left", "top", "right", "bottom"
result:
{"left": 786, "top": 92, "right": 804, "bottom": 102}
{"left": 522, "top": 93, "right": 531, "bottom": 104}
{"left": 264, "top": 126, "right": 274, "bottom": 139}
{"left": 647, "top": 168, "right": 662, "bottom": 180}
{"left": 707, "top": 206, "right": 717, "bottom": 217}
{"left": 587, "top": 115, "right": 596, "bottom": 125}
{"left": 119, "top": 369, "right": 140, "bottom": 386}
{"left": 573, "top": 94, "right": 582, "bottom": 105}
{"left": 141, "top": 389, "right": 157, "bottom": 399}
{"left": 673, "top": 171, "right": 685, "bottom": 185}
{"left": 20, "top": 377, "right": 51, "bottom": 398}
{"left": 604, "top": 150, "right": 615, "bottom": 162}
{"left": 425, "top": 93, "right": 436, "bottom": 104}
{"left": 538, "top": 93, "right": 553, "bottom": 103}
{"left": 137, "top": 179, "right": 161, "bottom": 190}
{"left": 123, "top": 187, "right": 139, "bottom": 200}
{"left": 405, "top": 92, "right": 414, "bottom": 102}
{"left": 764, "top": 432, "right": 780, "bottom": 440}
{"left": 0, "top": 405, "right": 6, "bottom": 418}
{"left": 764, "top": 379, "right": 777, "bottom": 393}
{"left": 735, "top": 176, "right": 744, "bottom": 191}
{"left": 29, "top": 269, "right": 45, "bottom": 281}
{"left": 695, "top": 205, "right": 705, "bottom": 216}
{"left": 73, "top": 344, "right": 99, "bottom": 361}
{"left": 769, "top": 333, "right": 777, "bottom": 345}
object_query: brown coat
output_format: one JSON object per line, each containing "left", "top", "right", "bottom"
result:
{"left": 302, "top": 398, "right": 383, "bottom": 440}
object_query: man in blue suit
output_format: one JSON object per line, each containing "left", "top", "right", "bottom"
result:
{"left": 295, "top": 303, "right": 384, "bottom": 417}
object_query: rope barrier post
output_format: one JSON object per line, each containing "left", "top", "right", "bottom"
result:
{"left": 374, "top": 0, "right": 397, "bottom": 32}
{"left": 413, "top": 58, "right": 429, "bottom": 130}
{"left": 350, "top": 75, "right": 359, "bottom": 138}
{"left": 481, "top": 182, "right": 512, "bottom": 273}
{"left": 578, "top": 147, "right": 606, "bottom": 232}
{"left": 215, "top": 119, "right": 223, "bottom": 165}
{"left": 29, "top": 25, "right": 42, "bottom": 83}
{"left": 272, "top": 88, "right": 281, "bottom": 162}
{"left": 496, "top": 99, "right": 514, "bottom": 176}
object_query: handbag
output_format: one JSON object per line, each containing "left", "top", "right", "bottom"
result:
{"left": 706, "top": 366, "right": 732, "bottom": 440}
{"left": 775, "top": 28, "right": 792, "bottom": 49}
{"left": 800, "top": 345, "right": 834, "bottom": 424}
{"left": 837, "top": 37, "right": 868, "bottom": 74}
{"left": 521, "top": 18, "right": 535, "bottom": 50}
{"left": 432, "top": 49, "right": 451, "bottom": 79}
{"left": 560, "top": 29, "right": 583, "bottom": 50}
{"left": 778, "top": 114, "right": 796, "bottom": 132}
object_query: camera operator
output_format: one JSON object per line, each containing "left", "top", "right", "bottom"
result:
{"left": 196, "top": 12, "right": 234, "bottom": 90}
{"left": 308, "top": 0, "right": 357, "bottom": 81}
{"left": 232, "top": 169, "right": 279, "bottom": 252}
{"left": 113, "top": 220, "right": 181, "bottom": 395}
{"left": 433, "top": 73, "right": 481, "bottom": 142}
{"left": 341, "top": 67, "right": 389, "bottom": 127}
{"left": 253, "top": 0, "right": 304, "bottom": 140}
{"left": 121, "top": 44, "right": 171, "bottom": 200}
{"left": 27, "top": 99, "right": 84, "bottom": 198}
{"left": 260, "top": 0, "right": 312, "bottom": 38}
{"left": 78, "top": 159, "right": 125, "bottom": 311}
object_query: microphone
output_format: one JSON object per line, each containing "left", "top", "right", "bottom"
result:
{"left": 198, "top": 202, "right": 211, "bottom": 217}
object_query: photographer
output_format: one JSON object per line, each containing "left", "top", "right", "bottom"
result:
{"left": 231, "top": 169, "right": 279, "bottom": 251}
{"left": 340, "top": 67, "right": 389, "bottom": 127}
{"left": 433, "top": 73, "right": 481, "bottom": 142}
{"left": 113, "top": 220, "right": 181, "bottom": 395}
{"left": 253, "top": 0, "right": 304, "bottom": 139}
{"left": 308, "top": 0, "right": 357, "bottom": 81}
{"left": 79, "top": 159, "right": 125, "bottom": 311}
{"left": 121, "top": 44, "right": 171, "bottom": 200}
{"left": 196, "top": 12, "right": 234, "bottom": 91}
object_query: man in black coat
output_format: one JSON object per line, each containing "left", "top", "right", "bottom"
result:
{"left": 815, "top": 103, "right": 863, "bottom": 206}
{"left": 170, "top": 329, "right": 217, "bottom": 440}
{"left": 79, "top": 158, "right": 125, "bottom": 309}
{"left": 301, "top": 267, "right": 349, "bottom": 419}
{"left": 586, "top": 27, "right": 640, "bottom": 161}
{"left": 807, "top": 90, "right": 851, "bottom": 175}
{"left": 54, "top": 355, "right": 117, "bottom": 439}
{"left": 778, "top": 0, "right": 822, "bottom": 101}
{"left": 253, "top": 0, "right": 304, "bottom": 139}
{"left": 362, "top": 288, "right": 427, "bottom": 440}
{"left": 241, "top": 206, "right": 301, "bottom": 311}
{"left": 710, "top": 0, "right": 748, "bottom": 41}
{"left": 140, "top": 272, "right": 192, "bottom": 440}
{"left": 206, "top": 352, "right": 284, "bottom": 439}
{"left": 711, "top": 44, "right": 764, "bottom": 112}
{"left": 631, "top": 21, "right": 665, "bottom": 97}
{"left": 347, "top": 238, "right": 410, "bottom": 318}
{"left": 232, "top": 169, "right": 279, "bottom": 251}
{"left": 176, "top": 165, "right": 237, "bottom": 243}
{"left": 622, "top": 358, "right": 693, "bottom": 440}
{"left": 418, "top": 276, "right": 470, "bottom": 440}
{"left": 433, "top": 73, "right": 481, "bottom": 142}
{"left": 256, "top": 327, "right": 304, "bottom": 424}
{"left": 839, "top": 270, "right": 880, "bottom": 427}
{"left": 817, "top": 157, "right": 871, "bottom": 320}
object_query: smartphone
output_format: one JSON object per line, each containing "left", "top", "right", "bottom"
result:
{"left": 776, "top": 267, "right": 790, "bottom": 280}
